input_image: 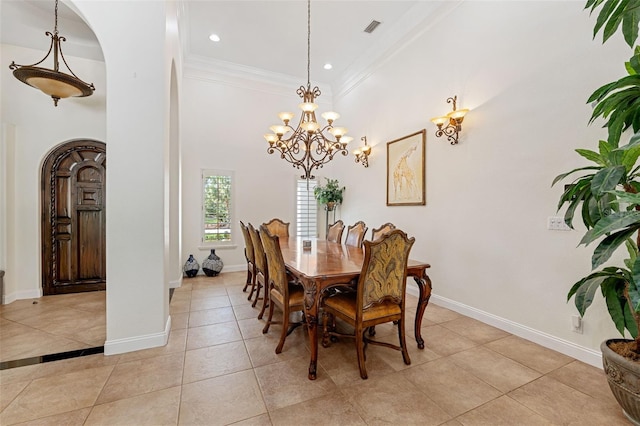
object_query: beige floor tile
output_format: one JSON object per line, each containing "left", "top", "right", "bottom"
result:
{"left": 0, "top": 379, "right": 29, "bottom": 411}
{"left": 96, "top": 352, "right": 184, "bottom": 405}
{"left": 238, "top": 317, "right": 269, "bottom": 340}
{"left": 231, "top": 413, "right": 272, "bottom": 425}
{"left": 179, "top": 370, "right": 266, "bottom": 425}
{"left": 173, "top": 281, "right": 193, "bottom": 292}
{"left": 190, "top": 295, "right": 231, "bottom": 311}
{"left": 440, "top": 317, "right": 510, "bottom": 345}
{"left": 317, "top": 337, "right": 397, "bottom": 387}
{"left": 86, "top": 386, "right": 180, "bottom": 426}
{"left": 117, "top": 328, "right": 187, "bottom": 363}
{"left": 485, "top": 335, "right": 574, "bottom": 374}
{"left": 508, "top": 375, "right": 628, "bottom": 425}
{"left": 449, "top": 346, "right": 541, "bottom": 392}
{"left": 191, "top": 286, "right": 228, "bottom": 299}
{"left": 342, "top": 373, "right": 451, "bottom": 425}
{"left": 270, "top": 392, "right": 366, "bottom": 425}
{"left": 188, "top": 306, "right": 236, "bottom": 328}
{"left": 28, "top": 353, "right": 120, "bottom": 382}
{"left": 420, "top": 324, "right": 478, "bottom": 356}
{"left": 171, "top": 312, "right": 189, "bottom": 330}
{"left": 403, "top": 357, "right": 502, "bottom": 417}
{"left": 0, "top": 321, "right": 92, "bottom": 362}
{"left": 547, "top": 360, "right": 618, "bottom": 406}
{"left": 183, "top": 340, "right": 252, "bottom": 384}
{"left": 0, "top": 363, "right": 42, "bottom": 385}
{"left": 244, "top": 328, "right": 309, "bottom": 368}
{"left": 423, "top": 303, "right": 462, "bottom": 324}
{"left": 186, "top": 321, "right": 242, "bottom": 350}
{"left": 230, "top": 291, "right": 260, "bottom": 307}
{"left": 373, "top": 329, "right": 441, "bottom": 370}
{"left": 233, "top": 304, "right": 263, "bottom": 321}
{"left": 169, "top": 299, "right": 191, "bottom": 315}
{"left": 14, "top": 407, "right": 92, "bottom": 426}
{"left": 254, "top": 356, "right": 337, "bottom": 411}
{"left": 456, "top": 395, "right": 553, "bottom": 425}
{"left": 0, "top": 365, "right": 113, "bottom": 424}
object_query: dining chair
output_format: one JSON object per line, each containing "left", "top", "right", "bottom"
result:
{"left": 263, "top": 218, "right": 290, "bottom": 238}
{"left": 321, "top": 229, "right": 415, "bottom": 379}
{"left": 345, "top": 221, "right": 368, "bottom": 247}
{"left": 248, "top": 223, "right": 269, "bottom": 319}
{"left": 327, "top": 220, "right": 345, "bottom": 243}
{"left": 371, "top": 222, "right": 396, "bottom": 241}
{"left": 260, "top": 224, "right": 305, "bottom": 354}
{"left": 239, "top": 221, "right": 256, "bottom": 295}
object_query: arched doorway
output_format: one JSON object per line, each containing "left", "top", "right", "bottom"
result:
{"left": 41, "top": 139, "right": 106, "bottom": 295}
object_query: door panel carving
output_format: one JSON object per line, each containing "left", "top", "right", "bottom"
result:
{"left": 42, "top": 140, "right": 106, "bottom": 295}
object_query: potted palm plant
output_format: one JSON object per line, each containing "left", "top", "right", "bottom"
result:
{"left": 554, "top": 1, "right": 640, "bottom": 423}
{"left": 314, "top": 178, "right": 345, "bottom": 211}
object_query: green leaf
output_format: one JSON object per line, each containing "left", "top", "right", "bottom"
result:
{"left": 551, "top": 166, "right": 600, "bottom": 187}
{"left": 594, "top": 0, "right": 622, "bottom": 40}
{"left": 606, "top": 189, "right": 640, "bottom": 204}
{"left": 602, "top": 278, "right": 628, "bottom": 334}
{"left": 592, "top": 227, "right": 640, "bottom": 268}
{"left": 580, "top": 210, "right": 640, "bottom": 245}
{"left": 623, "top": 301, "right": 639, "bottom": 337}
{"left": 602, "top": 0, "right": 629, "bottom": 44}
{"left": 576, "top": 149, "right": 605, "bottom": 165}
{"left": 600, "top": 139, "right": 614, "bottom": 157}
{"left": 590, "top": 165, "right": 626, "bottom": 196}
{"left": 564, "top": 183, "right": 592, "bottom": 228}
{"left": 574, "top": 275, "right": 608, "bottom": 315}
{"left": 622, "top": 7, "right": 639, "bottom": 47}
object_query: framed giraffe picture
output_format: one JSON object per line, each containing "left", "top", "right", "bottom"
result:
{"left": 386, "top": 129, "right": 426, "bottom": 206}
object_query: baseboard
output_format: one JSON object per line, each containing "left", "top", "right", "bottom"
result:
{"left": 406, "top": 287, "right": 603, "bottom": 368}
{"left": 169, "top": 277, "right": 182, "bottom": 289}
{"left": 2, "top": 288, "right": 42, "bottom": 305}
{"left": 104, "top": 315, "right": 171, "bottom": 356}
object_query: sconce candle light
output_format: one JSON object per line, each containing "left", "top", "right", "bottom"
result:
{"left": 353, "top": 136, "right": 371, "bottom": 168}
{"left": 431, "top": 95, "right": 468, "bottom": 145}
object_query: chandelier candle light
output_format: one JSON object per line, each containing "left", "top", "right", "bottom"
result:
{"left": 263, "top": 0, "right": 350, "bottom": 180}
{"left": 9, "top": 0, "right": 95, "bottom": 106}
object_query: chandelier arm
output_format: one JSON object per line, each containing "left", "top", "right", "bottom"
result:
{"left": 9, "top": 35, "right": 55, "bottom": 69}
{"left": 56, "top": 38, "right": 95, "bottom": 87}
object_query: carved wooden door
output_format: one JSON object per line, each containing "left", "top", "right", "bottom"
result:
{"left": 42, "top": 140, "right": 106, "bottom": 295}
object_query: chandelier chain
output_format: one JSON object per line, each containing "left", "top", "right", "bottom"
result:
{"left": 307, "top": 0, "right": 311, "bottom": 87}
{"left": 54, "top": 0, "right": 59, "bottom": 34}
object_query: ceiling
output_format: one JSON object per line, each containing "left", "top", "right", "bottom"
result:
{"left": 1, "top": 0, "right": 452, "bottom": 89}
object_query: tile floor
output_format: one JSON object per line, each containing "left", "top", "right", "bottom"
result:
{"left": 0, "top": 272, "right": 631, "bottom": 425}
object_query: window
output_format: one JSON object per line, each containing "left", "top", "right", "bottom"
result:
{"left": 296, "top": 178, "right": 317, "bottom": 238}
{"left": 202, "top": 170, "right": 233, "bottom": 244}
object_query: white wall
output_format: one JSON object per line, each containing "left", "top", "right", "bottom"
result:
{"left": 0, "top": 43, "right": 106, "bottom": 302}
{"left": 328, "top": 1, "right": 631, "bottom": 365}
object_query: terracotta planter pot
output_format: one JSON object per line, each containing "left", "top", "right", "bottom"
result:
{"left": 601, "top": 339, "right": 640, "bottom": 425}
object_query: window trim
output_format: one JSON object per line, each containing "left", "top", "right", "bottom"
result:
{"left": 201, "top": 169, "right": 235, "bottom": 247}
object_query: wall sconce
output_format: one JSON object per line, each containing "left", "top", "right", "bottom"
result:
{"left": 353, "top": 136, "right": 371, "bottom": 168}
{"left": 430, "top": 95, "right": 469, "bottom": 145}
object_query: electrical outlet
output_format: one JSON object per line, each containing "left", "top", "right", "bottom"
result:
{"left": 571, "top": 315, "right": 583, "bottom": 334}
{"left": 548, "top": 216, "right": 572, "bottom": 231}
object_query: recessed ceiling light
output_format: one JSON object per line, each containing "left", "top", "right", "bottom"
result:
{"left": 323, "top": 63, "right": 332, "bottom": 70}
{"left": 209, "top": 34, "right": 220, "bottom": 42}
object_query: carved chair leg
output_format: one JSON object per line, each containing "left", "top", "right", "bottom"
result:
{"left": 355, "top": 326, "right": 368, "bottom": 380}
{"left": 368, "top": 326, "right": 376, "bottom": 336}
{"left": 251, "top": 280, "right": 262, "bottom": 307}
{"left": 242, "top": 268, "right": 251, "bottom": 292}
{"left": 322, "top": 311, "right": 331, "bottom": 348}
{"left": 262, "top": 298, "right": 275, "bottom": 334}
{"left": 258, "top": 285, "right": 269, "bottom": 320}
{"left": 398, "top": 318, "right": 411, "bottom": 365}
{"left": 276, "top": 305, "right": 288, "bottom": 354}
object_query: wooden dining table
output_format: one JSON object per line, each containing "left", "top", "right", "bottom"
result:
{"left": 278, "top": 238, "right": 432, "bottom": 380}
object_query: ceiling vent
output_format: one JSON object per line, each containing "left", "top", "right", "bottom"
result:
{"left": 363, "top": 20, "right": 381, "bottom": 34}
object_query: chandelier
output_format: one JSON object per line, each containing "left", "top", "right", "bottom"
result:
{"left": 9, "top": 0, "right": 95, "bottom": 106}
{"left": 263, "top": 0, "right": 350, "bottom": 180}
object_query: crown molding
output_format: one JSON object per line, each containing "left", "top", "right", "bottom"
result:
{"left": 333, "top": 0, "right": 463, "bottom": 100}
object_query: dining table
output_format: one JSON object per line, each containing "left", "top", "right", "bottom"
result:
{"left": 278, "top": 237, "right": 432, "bottom": 380}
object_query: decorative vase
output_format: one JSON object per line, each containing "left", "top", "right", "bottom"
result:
{"left": 183, "top": 254, "right": 199, "bottom": 278}
{"left": 202, "top": 249, "right": 223, "bottom": 277}
{"left": 601, "top": 339, "right": 640, "bottom": 425}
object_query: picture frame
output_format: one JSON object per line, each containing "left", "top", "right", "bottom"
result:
{"left": 386, "top": 129, "right": 426, "bottom": 206}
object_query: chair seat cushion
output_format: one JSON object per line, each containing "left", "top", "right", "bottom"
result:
{"left": 324, "top": 292, "right": 401, "bottom": 322}
{"left": 270, "top": 282, "right": 304, "bottom": 307}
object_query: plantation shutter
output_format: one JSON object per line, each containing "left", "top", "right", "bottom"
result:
{"left": 296, "top": 179, "right": 317, "bottom": 238}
